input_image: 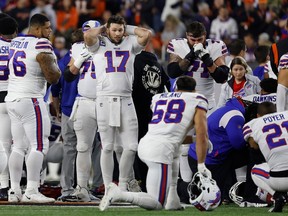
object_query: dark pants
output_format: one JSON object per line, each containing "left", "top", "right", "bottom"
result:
{"left": 178, "top": 148, "right": 249, "bottom": 203}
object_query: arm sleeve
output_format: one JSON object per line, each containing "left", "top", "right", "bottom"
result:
{"left": 167, "top": 62, "right": 186, "bottom": 78}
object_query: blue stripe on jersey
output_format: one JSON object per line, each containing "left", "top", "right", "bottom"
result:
{"left": 196, "top": 105, "right": 207, "bottom": 112}
{"left": 196, "top": 95, "right": 208, "bottom": 104}
{"left": 32, "top": 98, "right": 43, "bottom": 152}
{"left": 243, "top": 129, "right": 252, "bottom": 137}
{"left": 167, "top": 42, "right": 174, "bottom": 52}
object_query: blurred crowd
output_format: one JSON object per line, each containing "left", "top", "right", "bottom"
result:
{"left": 1, "top": 0, "right": 287, "bottom": 66}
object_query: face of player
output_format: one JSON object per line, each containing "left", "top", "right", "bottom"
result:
{"left": 107, "top": 23, "right": 125, "bottom": 44}
{"left": 41, "top": 21, "right": 52, "bottom": 39}
{"left": 186, "top": 33, "right": 206, "bottom": 47}
{"left": 231, "top": 64, "right": 246, "bottom": 82}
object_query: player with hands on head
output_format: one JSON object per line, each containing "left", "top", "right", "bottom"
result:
{"left": 84, "top": 15, "right": 152, "bottom": 194}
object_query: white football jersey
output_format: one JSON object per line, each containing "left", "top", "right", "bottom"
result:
{"left": 0, "top": 37, "right": 11, "bottom": 91}
{"left": 138, "top": 92, "right": 208, "bottom": 164}
{"left": 167, "top": 38, "right": 228, "bottom": 102}
{"left": 71, "top": 42, "right": 96, "bottom": 99}
{"left": 91, "top": 35, "right": 143, "bottom": 96}
{"left": 243, "top": 111, "right": 288, "bottom": 171}
{"left": 242, "top": 93, "right": 277, "bottom": 104}
{"left": 278, "top": 53, "right": 288, "bottom": 71}
{"left": 6, "top": 36, "right": 55, "bottom": 101}
{"left": 277, "top": 53, "right": 288, "bottom": 111}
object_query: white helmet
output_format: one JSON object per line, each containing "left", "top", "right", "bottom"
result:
{"left": 229, "top": 181, "right": 246, "bottom": 206}
{"left": 188, "top": 172, "right": 221, "bottom": 211}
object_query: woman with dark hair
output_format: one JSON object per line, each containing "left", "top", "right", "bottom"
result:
{"left": 217, "top": 57, "right": 261, "bottom": 108}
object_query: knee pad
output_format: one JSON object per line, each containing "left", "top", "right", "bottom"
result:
{"left": 102, "top": 143, "right": 113, "bottom": 152}
{"left": 77, "top": 141, "right": 91, "bottom": 153}
{"left": 13, "top": 147, "right": 26, "bottom": 157}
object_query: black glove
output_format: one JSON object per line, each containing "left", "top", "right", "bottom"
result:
{"left": 201, "top": 53, "right": 214, "bottom": 67}
{"left": 184, "top": 49, "right": 196, "bottom": 64}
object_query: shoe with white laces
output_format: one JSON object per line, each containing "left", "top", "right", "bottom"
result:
{"left": 99, "top": 183, "right": 121, "bottom": 211}
{"left": 127, "top": 179, "right": 142, "bottom": 192}
{"left": 8, "top": 189, "right": 22, "bottom": 203}
{"left": 61, "top": 186, "right": 91, "bottom": 202}
{"left": 21, "top": 189, "right": 55, "bottom": 203}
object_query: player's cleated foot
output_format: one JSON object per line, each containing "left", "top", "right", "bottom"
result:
{"left": 8, "top": 189, "right": 22, "bottom": 203}
{"left": 21, "top": 189, "right": 55, "bottom": 203}
{"left": 99, "top": 182, "right": 121, "bottom": 211}
{"left": 268, "top": 192, "right": 287, "bottom": 213}
{"left": 165, "top": 188, "right": 184, "bottom": 210}
{"left": 61, "top": 185, "right": 92, "bottom": 202}
{"left": 0, "top": 187, "right": 9, "bottom": 201}
{"left": 127, "top": 179, "right": 142, "bottom": 192}
{"left": 165, "top": 200, "right": 184, "bottom": 211}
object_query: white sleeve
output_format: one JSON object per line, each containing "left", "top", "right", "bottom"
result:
{"left": 276, "top": 84, "right": 288, "bottom": 112}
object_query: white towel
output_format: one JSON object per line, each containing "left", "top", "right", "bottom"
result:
{"left": 108, "top": 97, "right": 121, "bottom": 127}
{"left": 69, "top": 98, "right": 80, "bottom": 121}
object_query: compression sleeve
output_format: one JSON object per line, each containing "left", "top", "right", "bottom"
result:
{"left": 63, "top": 66, "right": 79, "bottom": 82}
{"left": 167, "top": 62, "right": 186, "bottom": 78}
{"left": 210, "top": 65, "right": 229, "bottom": 83}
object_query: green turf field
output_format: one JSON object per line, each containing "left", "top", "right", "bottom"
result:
{"left": 0, "top": 204, "right": 287, "bottom": 216}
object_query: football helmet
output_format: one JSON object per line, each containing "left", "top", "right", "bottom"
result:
{"left": 188, "top": 172, "right": 221, "bottom": 211}
{"left": 229, "top": 181, "right": 246, "bottom": 206}
{"left": 82, "top": 20, "right": 101, "bottom": 32}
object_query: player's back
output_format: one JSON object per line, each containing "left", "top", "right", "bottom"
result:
{"left": 71, "top": 42, "right": 96, "bottom": 99}
{"left": 147, "top": 92, "right": 208, "bottom": 143}
{"left": 243, "top": 111, "right": 288, "bottom": 171}
{"left": 92, "top": 35, "right": 143, "bottom": 97}
{"left": 6, "top": 35, "right": 54, "bottom": 101}
{"left": 0, "top": 37, "right": 11, "bottom": 92}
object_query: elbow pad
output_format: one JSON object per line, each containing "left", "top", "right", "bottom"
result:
{"left": 210, "top": 65, "right": 229, "bottom": 83}
{"left": 167, "top": 62, "right": 186, "bottom": 78}
{"left": 63, "top": 66, "right": 79, "bottom": 82}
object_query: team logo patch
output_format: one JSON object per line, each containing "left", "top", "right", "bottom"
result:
{"left": 142, "top": 64, "right": 161, "bottom": 95}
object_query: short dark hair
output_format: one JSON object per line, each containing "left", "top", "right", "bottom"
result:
{"left": 254, "top": 45, "right": 269, "bottom": 64}
{"left": 228, "top": 39, "right": 246, "bottom": 56}
{"left": 186, "top": 21, "right": 206, "bottom": 38}
{"left": 260, "top": 78, "right": 277, "bottom": 93}
{"left": 29, "top": 13, "right": 49, "bottom": 27}
{"left": 0, "top": 16, "right": 18, "bottom": 35}
{"left": 107, "top": 15, "right": 126, "bottom": 28}
{"left": 175, "top": 75, "right": 196, "bottom": 91}
{"left": 71, "top": 28, "right": 84, "bottom": 43}
{"left": 257, "top": 102, "right": 276, "bottom": 116}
